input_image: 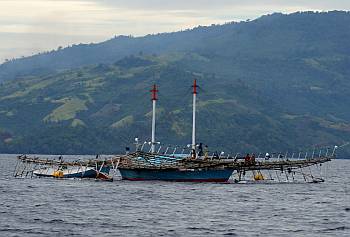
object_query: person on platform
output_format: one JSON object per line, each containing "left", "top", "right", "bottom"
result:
{"left": 198, "top": 143, "right": 203, "bottom": 157}
{"left": 213, "top": 151, "right": 219, "bottom": 159}
{"left": 191, "top": 149, "right": 196, "bottom": 159}
{"left": 251, "top": 153, "right": 256, "bottom": 164}
{"left": 204, "top": 145, "right": 209, "bottom": 158}
{"left": 245, "top": 153, "right": 251, "bottom": 163}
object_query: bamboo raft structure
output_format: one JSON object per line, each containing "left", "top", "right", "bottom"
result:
{"left": 117, "top": 151, "right": 331, "bottom": 170}
{"left": 117, "top": 149, "right": 333, "bottom": 182}
{"left": 13, "top": 148, "right": 333, "bottom": 183}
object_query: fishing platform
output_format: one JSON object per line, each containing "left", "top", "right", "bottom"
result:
{"left": 13, "top": 148, "right": 333, "bottom": 183}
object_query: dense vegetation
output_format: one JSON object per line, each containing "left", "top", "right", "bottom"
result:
{"left": 0, "top": 11, "right": 349, "bottom": 157}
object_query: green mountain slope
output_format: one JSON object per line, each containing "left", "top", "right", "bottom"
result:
{"left": 0, "top": 53, "right": 349, "bottom": 156}
{"left": 0, "top": 11, "right": 349, "bottom": 156}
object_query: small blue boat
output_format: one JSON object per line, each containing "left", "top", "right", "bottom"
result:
{"left": 33, "top": 166, "right": 111, "bottom": 179}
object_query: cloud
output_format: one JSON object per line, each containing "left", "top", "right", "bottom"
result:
{"left": 0, "top": 0, "right": 349, "bottom": 62}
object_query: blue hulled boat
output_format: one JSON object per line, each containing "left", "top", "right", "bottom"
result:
{"left": 119, "top": 168, "right": 234, "bottom": 182}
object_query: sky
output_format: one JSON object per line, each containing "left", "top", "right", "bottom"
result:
{"left": 0, "top": 0, "right": 350, "bottom": 63}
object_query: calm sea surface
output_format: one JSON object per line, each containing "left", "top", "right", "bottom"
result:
{"left": 0, "top": 154, "right": 349, "bottom": 237}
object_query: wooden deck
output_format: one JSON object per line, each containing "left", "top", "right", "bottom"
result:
{"left": 15, "top": 152, "right": 332, "bottom": 171}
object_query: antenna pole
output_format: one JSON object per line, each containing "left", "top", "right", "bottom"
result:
{"left": 151, "top": 84, "right": 158, "bottom": 153}
{"left": 192, "top": 79, "right": 198, "bottom": 155}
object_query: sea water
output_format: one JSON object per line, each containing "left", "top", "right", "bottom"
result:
{"left": 0, "top": 155, "right": 349, "bottom": 236}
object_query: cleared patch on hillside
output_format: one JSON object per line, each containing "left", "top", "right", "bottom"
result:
{"left": 71, "top": 119, "right": 86, "bottom": 127}
{"left": 171, "top": 121, "right": 188, "bottom": 137}
{"left": 1, "top": 78, "right": 56, "bottom": 100}
{"left": 82, "top": 77, "right": 105, "bottom": 91}
{"left": 196, "top": 99, "right": 249, "bottom": 112}
{"left": 91, "top": 104, "right": 121, "bottom": 118}
{"left": 145, "top": 107, "right": 165, "bottom": 118}
{"left": 111, "top": 115, "right": 134, "bottom": 129}
{"left": 43, "top": 97, "right": 87, "bottom": 122}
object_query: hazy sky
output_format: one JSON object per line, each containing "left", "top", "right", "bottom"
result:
{"left": 0, "top": 0, "right": 349, "bottom": 62}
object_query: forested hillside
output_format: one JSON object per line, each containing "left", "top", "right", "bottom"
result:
{"left": 0, "top": 11, "right": 349, "bottom": 157}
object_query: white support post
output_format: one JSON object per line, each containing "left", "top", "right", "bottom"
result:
{"left": 164, "top": 146, "right": 170, "bottom": 155}
{"left": 331, "top": 146, "right": 338, "bottom": 157}
{"left": 151, "top": 99, "right": 156, "bottom": 153}
{"left": 150, "top": 84, "right": 158, "bottom": 153}
{"left": 191, "top": 79, "right": 198, "bottom": 157}
{"left": 192, "top": 92, "right": 196, "bottom": 150}
{"left": 157, "top": 146, "right": 162, "bottom": 154}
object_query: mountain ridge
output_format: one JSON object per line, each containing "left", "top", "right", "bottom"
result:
{"left": 2, "top": 11, "right": 350, "bottom": 81}
{"left": 0, "top": 11, "right": 349, "bottom": 157}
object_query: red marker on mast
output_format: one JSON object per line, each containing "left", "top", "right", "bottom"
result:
{"left": 151, "top": 84, "right": 158, "bottom": 101}
{"left": 192, "top": 79, "right": 198, "bottom": 94}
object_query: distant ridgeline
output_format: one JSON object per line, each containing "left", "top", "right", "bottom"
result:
{"left": 0, "top": 11, "right": 349, "bottom": 157}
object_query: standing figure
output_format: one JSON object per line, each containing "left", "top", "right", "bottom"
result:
{"left": 204, "top": 145, "right": 209, "bottom": 158}
{"left": 251, "top": 153, "right": 256, "bottom": 164}
{"left": 245, "top": 153, "right": 251, "bottom": 164}
{"left": 198, "top": 143, "right": 203, "bottom": 157}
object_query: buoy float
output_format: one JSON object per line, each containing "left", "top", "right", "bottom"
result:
{"left": 254, "top": 173, "right": 264, "bottom": 181}
{"left": 53, "top": 170, "right": 64, "bottom": 178}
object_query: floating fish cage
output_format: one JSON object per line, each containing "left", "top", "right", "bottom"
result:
{"left": 13, "top": 148, "right": 332, "bottom": 183}
{"left": 13, "top": 155, "right": 117, "bottom": 181}
{"left": 116, "top": 149, "right": 332, "bottom": 183}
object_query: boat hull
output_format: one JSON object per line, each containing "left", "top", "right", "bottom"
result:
{"left": 34, "top": 167, "right": 110, "bottom": 179}
{"left": 118, "top": 168, "right": 234, "bottom": 182}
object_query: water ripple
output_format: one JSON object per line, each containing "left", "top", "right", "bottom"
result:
{"left": 0, "top": 155, "right": 349, "bottom": 237}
